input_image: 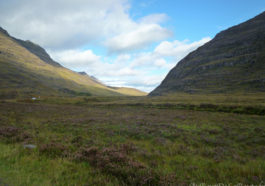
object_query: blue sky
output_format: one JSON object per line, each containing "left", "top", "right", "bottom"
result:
{"left": 0, "top": 0, "right": 264, "bottom": 92}
{"left": 130, "top": 0, "right": 265, "bottom": 40}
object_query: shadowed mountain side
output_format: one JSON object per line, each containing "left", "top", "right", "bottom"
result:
{"left": 150, "top": 11, "right": 265, "bottom": 96}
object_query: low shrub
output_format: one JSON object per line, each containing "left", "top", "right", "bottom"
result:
{"left": 39, "top": 142, "right": 68, "bottom": 158}
{"left": 75, "top": 146, "right": 165, "bottom": 185}
{"left": 0, "top": 126, "right": 31, "bottom": 143}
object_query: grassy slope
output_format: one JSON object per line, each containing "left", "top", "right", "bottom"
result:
{"left": 0, "top": 31, "right": 146, "bottom": 97}
{"left": 0, "top": 94, "right": 264, "bottom": 185}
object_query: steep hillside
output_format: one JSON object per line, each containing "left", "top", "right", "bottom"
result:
{"left": 150, "top": 11, "right": 265, "bottom": 95}
{"left": 0, "top": 27, "right": 61, "bottom": 67}
{"left": 0, "top": 28, "right": 146, "bottom": 98}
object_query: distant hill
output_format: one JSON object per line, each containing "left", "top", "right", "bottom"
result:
{"left": 78, "top": 72, "right": 146, "bottom": 96}
{"left": 107, "top": 86, "right": 148, "bottom": 96}
{"left": 0, "top": 27, "right": 146, "bottom": 98}
{"left": 150, "top": 11, "right": 265, "bottom": 96}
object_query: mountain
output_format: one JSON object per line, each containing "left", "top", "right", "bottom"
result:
{"left": 0, "top": 27, "right": 146, "bottom": 98}
{"left": 150, "top": 11, "right": 265, "bottom": 96}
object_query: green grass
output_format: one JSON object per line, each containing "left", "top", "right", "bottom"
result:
{"left": 0, "top": 144, "right": 118, "bottom": 185}
{"left": 0, "top": 94, "right": 264, "bottom": 185}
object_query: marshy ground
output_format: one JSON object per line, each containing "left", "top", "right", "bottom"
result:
{"left": 0, "top": 94, "right": 264, "bottom": 185}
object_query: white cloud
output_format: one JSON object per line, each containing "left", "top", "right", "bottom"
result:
{"left": 154, "top": 58, "right": 168, "bottom": 68}
{"left": 139, "top": 13, "right": 168, "bottom": 24}
{"left": 116, "top": 54, "right": 131, "bottom": 62}
{"left": 0, "top": 0, "right": 131, "bottom": 49}
{"left": 105, "top": 23, "right": 172, "bottom": 53}
{"left": 52, "top": 50, "right": 101, "bottom": 67}
{"left": 50, "top": 36, "right": 210, "bottom": 92}
{"left": 50, "top": 49, "right": 139, "bottom": 77}
{"left": 154, "top": 37, "right": 211, "bottom": 60}
{"left": 129, "top": 52, "right": 174, "bottom": 70}
{"left": 0, "top": 0, "right": 171, "bottom": 51}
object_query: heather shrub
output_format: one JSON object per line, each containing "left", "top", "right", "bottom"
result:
{"left": 39, "top": 142, "right": 68, "bottom": 158}
{"left": 0, "top": 126, "right": 30, "bottom": 143}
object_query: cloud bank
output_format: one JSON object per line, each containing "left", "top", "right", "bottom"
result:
{"left": 50, "top": 37, "right": 211, "bottom": 92}
{"left": 0, "top": 0, "right": 171, "bottom": 52}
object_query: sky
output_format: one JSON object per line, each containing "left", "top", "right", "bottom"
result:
{"left": 0, "top": 0, "right": 264, "bottom": 92}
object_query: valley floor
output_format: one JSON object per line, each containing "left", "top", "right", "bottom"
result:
{"left": 0, "top": 94, "right": 264, "bottom": 185}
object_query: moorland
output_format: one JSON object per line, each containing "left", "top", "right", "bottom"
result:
{"left": 0, "top": 93, "right": 264, "bottom": 185}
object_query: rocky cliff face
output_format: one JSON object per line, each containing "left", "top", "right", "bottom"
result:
{"left": 150, "top": 12, "right": 265, "bottom": 95}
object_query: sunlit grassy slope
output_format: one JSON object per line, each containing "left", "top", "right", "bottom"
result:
{"left": 0, "top": 31, "right": 146, "bottom": 97}
{"left": 108, "top": 87, "right": 148, "bottom": 96}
